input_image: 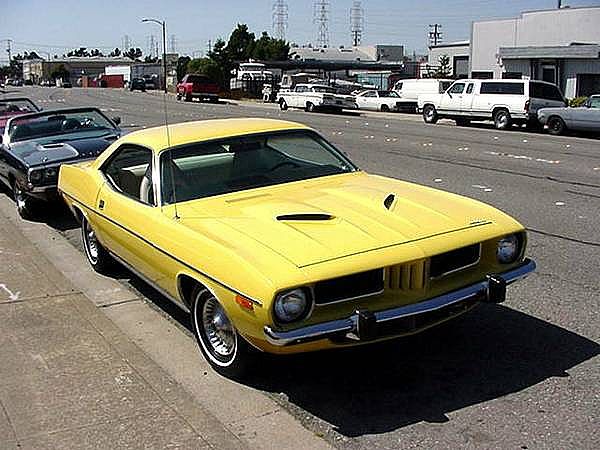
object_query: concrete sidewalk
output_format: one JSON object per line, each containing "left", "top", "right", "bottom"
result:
{"left": 0, "top": 210, "right": 245, "bottom": 449}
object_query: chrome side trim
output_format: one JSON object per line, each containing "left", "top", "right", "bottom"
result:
{"left": 108, "top": 250, "right": 190, "bottom": 313}
{"left": 264, "top": 258, "right": 536, "bottom": 346}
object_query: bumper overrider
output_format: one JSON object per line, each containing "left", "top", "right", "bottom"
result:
{"left": 264, "top": 258, "right": 536, "bottom": 346}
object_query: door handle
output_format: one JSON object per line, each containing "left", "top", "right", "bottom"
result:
{"left": 98, "top": 199, "right": 105, "bottom": 210}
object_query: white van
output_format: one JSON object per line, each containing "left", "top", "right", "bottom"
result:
{"left": 392, "top": 78, "right": 454, "bottom": 111}
{"left": 418, "top": 79, "right": 567, "bottom": 130}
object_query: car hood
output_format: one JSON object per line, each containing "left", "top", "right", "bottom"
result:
{"left": 9, "top": 133, "right": 118, "bottom": 166}
{"left": 174, "top": 172, "right": 520, "bottom": 268}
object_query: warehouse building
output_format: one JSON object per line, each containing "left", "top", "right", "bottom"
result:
{"left": 428, "top": 41, "right": 470, "bottom": 78}
{"left": 470, "top": 5, "right": 600, "bottom": 97}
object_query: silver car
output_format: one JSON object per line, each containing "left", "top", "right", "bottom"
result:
{"left": 538, "top": 95, "right": 600, "bottom": 135}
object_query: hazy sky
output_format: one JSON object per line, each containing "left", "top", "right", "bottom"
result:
{"left": 1, "top": 0, "right": 599, "bottom": 62}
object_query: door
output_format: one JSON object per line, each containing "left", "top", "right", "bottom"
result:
{"left": 570, "top": 98, "right": 600, "bottom": 131}
{"left": 460, "top": 82, "right": 475, "bottom": 113}
{"left": 356, "top": 91, "right": 377, "bottom": 110}
{"left": 93, "top": 144, "right": 170, "bottom": 286}
{"left": 541, "top": 65, "right": 557, "bottom": 84}
{"left": 439, "top": 81, "right": 466, "bottom": 113}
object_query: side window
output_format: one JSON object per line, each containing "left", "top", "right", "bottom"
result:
{"left": 102, "top": 145, "right": 155, "bottom": 205}
{"left": 466, "top": 83, "right": 474, "bottom": 94}
{"left": 449, "top": 83, "right": 465, "bottom": 94}
{"left": 295, "top": 86, "right": 306, "bottom": 93}
{"left": 364, "top": 91, "right": 377, "bottom": 97}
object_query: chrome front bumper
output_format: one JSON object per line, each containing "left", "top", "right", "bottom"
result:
{"left": 264, "top": 258, "right": 536, "bottom": 346}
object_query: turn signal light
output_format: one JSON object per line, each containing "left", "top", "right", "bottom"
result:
{"left": 235, "top": 295, "right": 254, "bottom": 311}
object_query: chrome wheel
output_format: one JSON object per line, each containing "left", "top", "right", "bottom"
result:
{"left": 423, "top": 105, "right": 438, "bottom": 123}
{"left": 83, "top": 220, "right": 99, "bottom": 264}
{"left": 494, "top": 110, "right": 511, "bottom": 130}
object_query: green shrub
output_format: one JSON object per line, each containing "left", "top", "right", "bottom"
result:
{"left": 569, "top": 96, "right": 588, "bottom": 107}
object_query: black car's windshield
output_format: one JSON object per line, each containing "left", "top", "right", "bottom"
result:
{"left": 0, "top": 99, "right": 39, "bottom": 115}
{"left": 161, "top": 130, "right": 356, "bottom": 204}
{"left": 8, "top": 110, "right": 116, "bottom": 143}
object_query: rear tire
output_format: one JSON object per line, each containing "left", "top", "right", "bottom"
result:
{"left": 279, "top": 99, "right": 288, "bottom": 111}
{"left": 494, "top": 109, "right": 512, "bottom": 130}
{"left": 81, "top": 216, "right": 112, "bottom": 273}
{"left": 190, "top": 285, "right": 252, "bottom": 379}
{"left": 422, "top": 104, "right": 438, "bottom": 124}
{"left": 381, "top": 104, "right": 390, "bottom": 113}
{"left": 305, "top": 102, "right": 315, "bottom": 113}
{"left": 547, "top": 116, "right": 566, "bottom": 136}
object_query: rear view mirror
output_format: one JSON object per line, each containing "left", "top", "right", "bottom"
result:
{"left": 112, "top": 116, "right": 121, "bottom": 126}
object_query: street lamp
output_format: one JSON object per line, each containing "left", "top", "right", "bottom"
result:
{"left": 141, "top": 18, "right": 167, "bottom": 93}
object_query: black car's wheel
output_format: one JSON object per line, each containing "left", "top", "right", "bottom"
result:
{"left": 494, "top": 109, "right": 512, "bottom": 130}
{"left": 305, "top": 102, "right": 315, "bottom": 113}
{"left": 381, "top": 104, "right": 390, "bottom": 113}
{"left": 279, "top": 99, "right": 288, "bottom": 111}
{"left": 81, "top": 216, "right": 112, "bottom": 273}
{"left": 12, "top": 181, "right": 35, "bottom": 219}
{"left": 190, "top": 285, "right": 251, "bottom": 379}
{"left": 547, "top": 116, "right": 566, "bottom": 136}
{"left": 423, "top": 104, "right": 438, "bottom": 124}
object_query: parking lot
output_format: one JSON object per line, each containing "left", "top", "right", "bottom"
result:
{"left": 2, "top": 86, "right": 599, "bottom": 449}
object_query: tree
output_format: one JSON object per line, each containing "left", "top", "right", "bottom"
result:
{"left": 251, "top": 32, "right": 289, "bottom": 61}
{"left": 187, "top": 58, "right": 223, "bottom": 86}
{"left": 110, "top": 48, "right": 121, "bottom": 57}
{"left": 176, "top": 56, "right": 191, "bottom": 81}
{"left": 123, "top": 48, "right": 143, "bottom": 61}
{"left": 50, "top": 64, "right": 70, "bottom": 81}
{"left": 435, "top": 54, "right": 451, "bottom": 78}
{"left": 226, "top": 24, "right": 255, "bottom": 62}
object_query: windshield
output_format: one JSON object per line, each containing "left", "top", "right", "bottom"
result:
{"left": 161, "top": 130, "right": 356, "bottom": 204}
{"left": 312, "top": 86, "right": 337, "bottom": 93}
{"left": 379, "top": 91, "right": 399, "bottom": 98}
{"left": 0, "top": 99, "right": 39, "bottom": 116}
{"left": 8, "top": 110, "right": 116, "bottom": 143}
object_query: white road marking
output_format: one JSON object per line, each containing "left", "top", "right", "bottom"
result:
{"left": 0, "top": 284, "right": 20, "bottom": 301}
{"left": 555, "top": 201, "right": 565, "bottom": 206}
{"left": 486, "top": 151, "right": 560, "bottom": 165}
{"left": 434, "top": 178, "right": 443, "bottom": 183}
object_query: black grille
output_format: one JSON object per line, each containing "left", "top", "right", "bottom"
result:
{"left": 314, "top": 269, "right": 384, "bottom": 304}
{"left": 430, "top": 243, "right": 481, "bottom": 278}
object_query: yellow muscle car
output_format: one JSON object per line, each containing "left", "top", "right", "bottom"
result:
{"left": 58, "top": 118, "right": 535, "bottom": 378}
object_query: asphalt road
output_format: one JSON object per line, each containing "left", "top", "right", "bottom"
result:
{"left": 5, "top": 86, "right": 600, "bottom": 449}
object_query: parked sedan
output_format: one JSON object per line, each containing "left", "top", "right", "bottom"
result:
{"left": 0, "top": 107, "right": 121, "bottom": 218}
{"left": 355, "top": 90, "right": 404, "bottom": 112}
{"left": 538, "top": 95, "right": 600, "bottom": 135}
{"left": 58, "top": 118, "right": 535, "bottom": 378}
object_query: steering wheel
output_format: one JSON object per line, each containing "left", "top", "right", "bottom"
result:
{"left": 267, "top": 161, "right": 300, "bottom": 172}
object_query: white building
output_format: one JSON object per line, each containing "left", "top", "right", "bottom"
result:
{"left": 470, "top": 5, "right": 600, "bottom": 97}
{"left": 290, "top": 45, "right": 404, "bottom": 63}
{"left": 428, "top": 41, "right": 470, "bottom": 78}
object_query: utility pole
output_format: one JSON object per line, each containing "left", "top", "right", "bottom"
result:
{"left": 314, "top": 1, "right": 330, "bottom": 48}
{"left": 272, "top": 0, "right": 288, "bottom": 41}
{"left": 207, "top": 40, "right": 212, "bottom": 55}
{"left": 6, "top": 39, "right": 12, "bottom": 65}
{"left": 428, "top": 24, "right": 442, "bottom": 46}
{"left": 350, "top": 1, "right": 364, "bottom": 47}
{"left": 558, "top": 0, "right": 562, "bottom": 8}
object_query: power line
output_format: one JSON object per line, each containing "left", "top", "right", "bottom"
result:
{"left": 313, "top": 0, "right": 330, "bottom": 48}
{"left": 272, "top": 0, "right": 288, "bottom": 41}
{"left": 350, "top": 1, "right": 364, "bottom": 47}
{"left": 428, "top": 23, "right": 442, "bottom": 46}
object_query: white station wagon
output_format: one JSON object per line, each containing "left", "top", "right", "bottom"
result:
{"left": 279, "top": 84, "right": 357, "bottom": 113}
{"left": 418, "top": 79, "right": 566, "bottom": 130}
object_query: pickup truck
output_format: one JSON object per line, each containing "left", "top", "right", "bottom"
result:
{"left": 278, "top": 84, "right": 357, "bottom": 113}
{"left": 176, "top": 74, "right": 219, "bottom": 103}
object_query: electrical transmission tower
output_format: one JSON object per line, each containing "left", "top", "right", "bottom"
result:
{"left": 169, "top": 34, "right": 176, "bottom": 53}
{"left": 313, "top": 1, "right": 330, "bottom": 48}
{"left": 350, "top": 1, "right": 364, "bottom": 47}
{"left": 122, "top": 35, "right": 131, "bottom": 50}
{"left": 428, "top": 24, "right": 442, "bottom": 46}
{"left": 272, "top": 0, "right": 288, "bottom": 41}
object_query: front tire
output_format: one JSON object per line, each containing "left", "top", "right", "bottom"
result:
{"left": 381, "top": 104, "right": 390, "bottom": 113}
{"left": 494, "top": 109, "right": 512, "bottom": 130}
{"left": 547, "top": 116, "right": 566, "bottom": 136}
{"left": 12, "top": 181, "right": 35, "bottom": 219}
{"left": 422, "top": 104, "right": 438, "bottom": 124}
{"left": 305, "top": 102, "right": 315, "bottom": 113}
{"left": 81, "top": 216, "right": 112, "bottom": 273}
{"left": 279, "top": 99, "right": 288, "bottom": 111}
{"left": 190, "top": 285, "right": 251, "bottom": 379}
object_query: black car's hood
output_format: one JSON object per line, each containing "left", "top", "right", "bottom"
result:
{"left": 10, "top": 133, "right": 119, "bottom": 167}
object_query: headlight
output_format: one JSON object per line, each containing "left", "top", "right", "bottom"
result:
{"left": 497, "top": 234, "right": 520, "bottom": 264}
{"left": 44, "top": 167, "right": 58, "bottom": 181}
{"left": 273, "top": 288, "right": 311, "bottom": 323}
{"left": 29, "top": 169, "right": 42, "bottom": 184}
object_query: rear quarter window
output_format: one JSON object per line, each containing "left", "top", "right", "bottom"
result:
{"left": 480, "top": 82, "right": 524, "bottom": 95}
{"left": 530, "top": 82, "right": 564, "bottom": 101}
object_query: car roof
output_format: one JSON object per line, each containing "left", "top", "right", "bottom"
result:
{"left": 117, "top": 118, "right": 312, "bottom": 153}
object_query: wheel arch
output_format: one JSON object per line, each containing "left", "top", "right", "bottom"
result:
{"left": 492, "top": 106, "right": 510, "bottom": 118}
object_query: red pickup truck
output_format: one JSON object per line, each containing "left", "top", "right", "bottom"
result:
{"left": 176, "top": 74, "right": 219, "bottom": 103}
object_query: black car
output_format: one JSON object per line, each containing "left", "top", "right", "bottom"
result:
{"left": 129, "top": 78, "right": 146, "bottom": 92}
{"left": 0, "top": 107, "right": 121, "bottom": 218}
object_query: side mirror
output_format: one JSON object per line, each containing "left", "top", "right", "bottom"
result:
{"left": 112, "top": 116, "right": 121, "bottom": 126}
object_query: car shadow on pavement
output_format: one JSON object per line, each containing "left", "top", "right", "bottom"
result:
{"left": 245, "top": 304, "right": 599, "bottom": 437}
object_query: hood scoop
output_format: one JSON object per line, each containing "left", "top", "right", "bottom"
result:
{"left": 384, "top": 193, "right": 396, "bottom": 210}
{"left": 276, "top": 213, "right": 334, "bottom": 221}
